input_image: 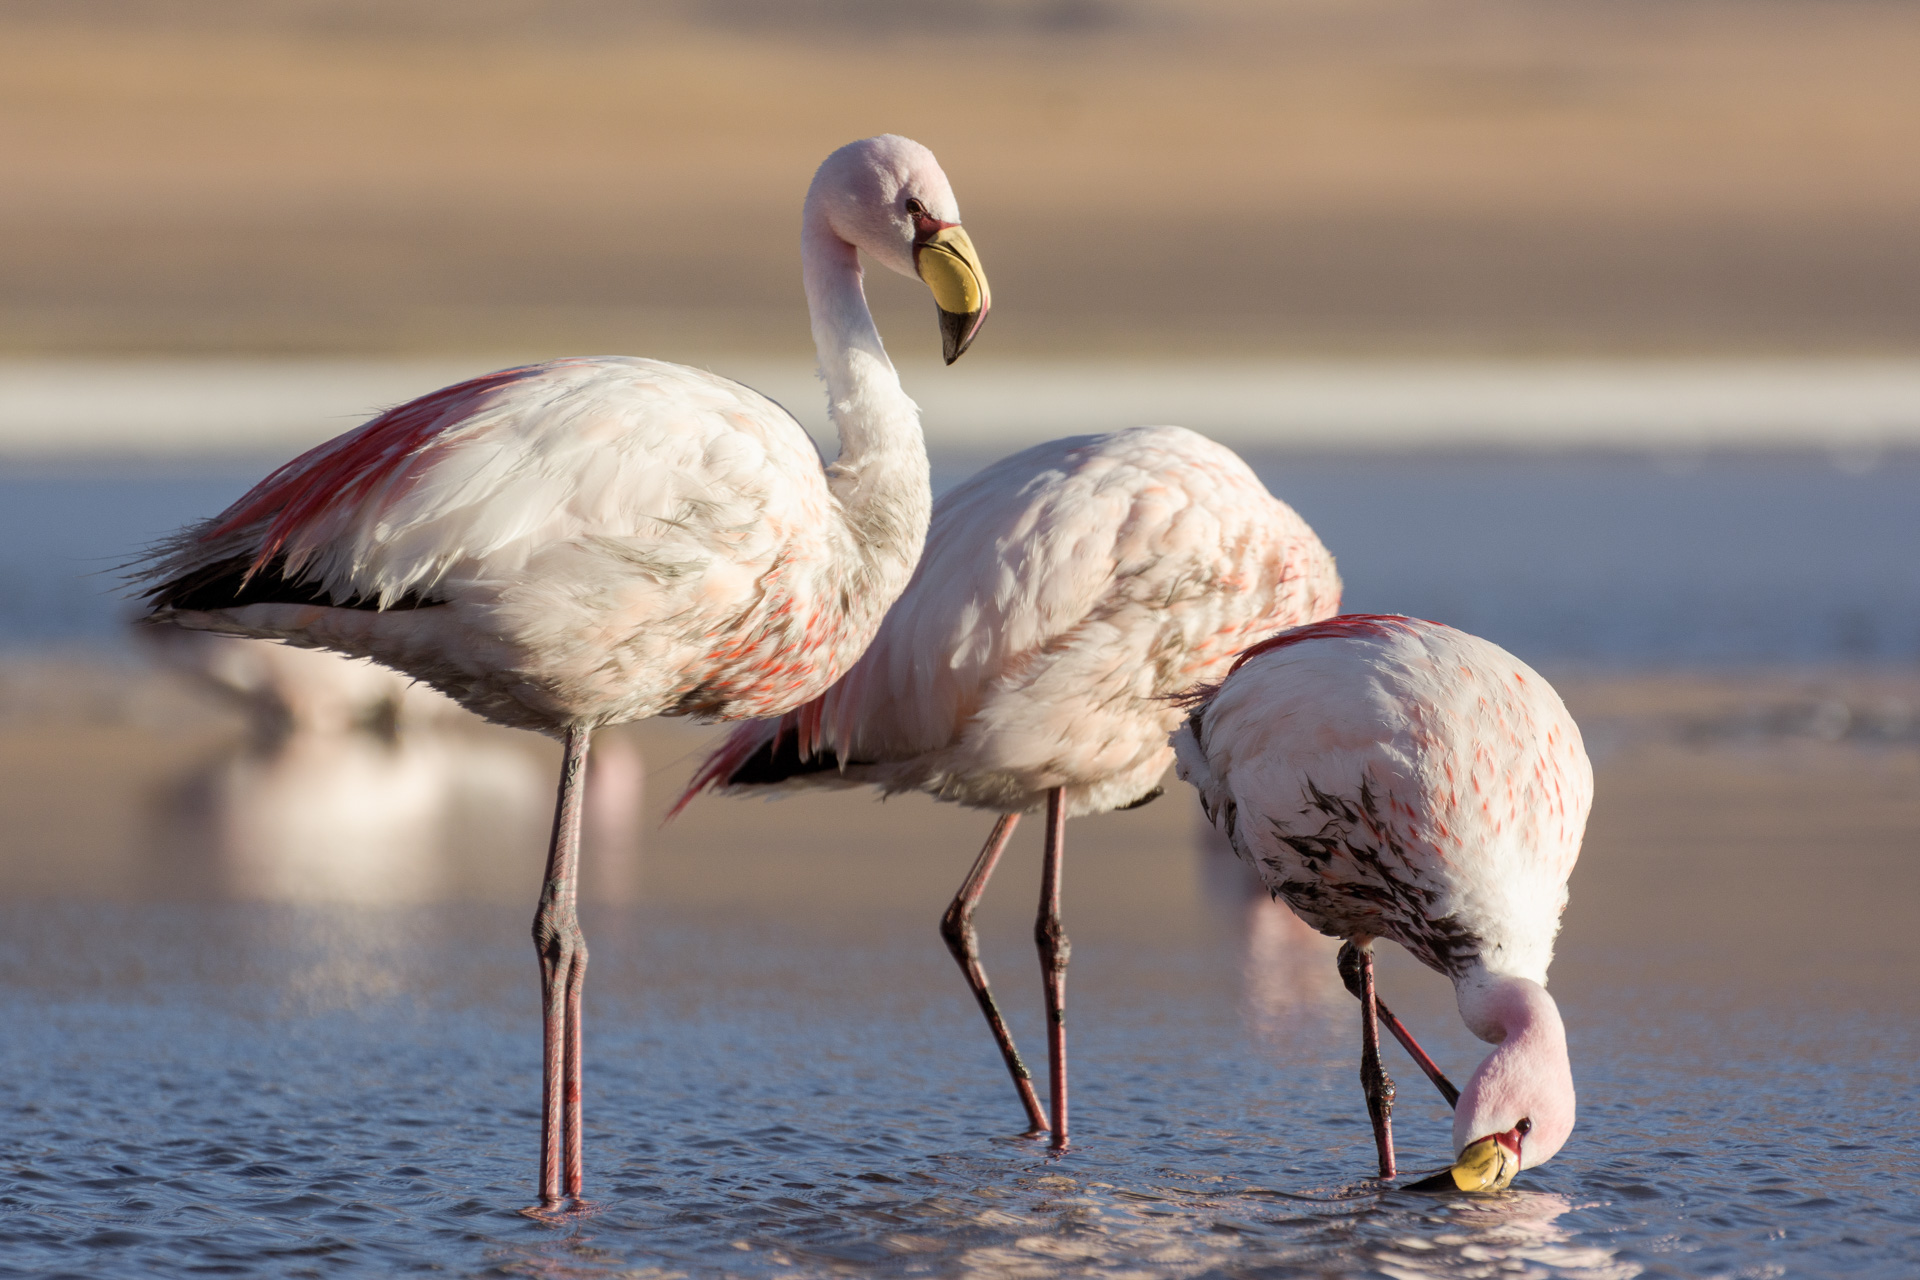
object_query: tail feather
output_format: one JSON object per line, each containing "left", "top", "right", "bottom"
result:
{"left": 668, "top": 705, "right": 850, "bottom": 819}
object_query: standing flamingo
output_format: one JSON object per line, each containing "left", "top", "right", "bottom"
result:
{"left": 1171, "top": 615, "right": 1591, "bottom": 1189}
{"left": 134, "top": 134, "right": 991, "bottom": 1208}
{"left": 676, "top": 426, "right": 1340, "bottom": 1147}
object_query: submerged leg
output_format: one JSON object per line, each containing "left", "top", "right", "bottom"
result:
{"left": 1339, "top": 938, "right": 1397, "bottom": 1179}
{"left": 1336, "top": 944, "right": 1461, "bottom": 1109}
{"left": 534, "top": 726, "right": 593, "bottom": 1207}
{"left": 1034, "top": 788, "right": 1071, "bottom": 1152}
{"left": 940, "top": 813, "right": 1051, "bottom": 1137}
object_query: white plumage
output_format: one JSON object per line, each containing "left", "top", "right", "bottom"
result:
{"left": 133, "top": 133, "right": 992, "bottom": 1209}
{"left": 1172, "top": 615, "right": 1591, "bottom": 1187}
{"left": 687, "top": 425, "right": 1341, "bottom": 816}
{"left": 141, "top": 355, "right": 914, "bottom": 735}
{"left": 683, "top": 425, "right": 1341, "bottom": 1145}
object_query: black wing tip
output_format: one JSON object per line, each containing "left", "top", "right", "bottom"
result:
{"left": 146, "top": 554, "right": 441, "bottom": 614}
{"left": 724, "top": 733, "right": 846, "bottom": 788}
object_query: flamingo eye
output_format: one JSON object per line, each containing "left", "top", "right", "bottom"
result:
{"left": 1515, "top": 1117, "right": 1533, "bottom": 1136}
{"left": 904, "top": 198, "right": 928, "bottom": 217}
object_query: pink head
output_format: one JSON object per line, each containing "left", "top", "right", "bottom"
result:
{"left": 804, "top": 135, "right": 990, "bottom": 363}
{"left": 1436, "top": 974, "right": 1576, "bottom": 1189}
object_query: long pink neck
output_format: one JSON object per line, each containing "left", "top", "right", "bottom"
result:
{"left": 1451, "top": 969, "right": 1575, "bottom": 1167}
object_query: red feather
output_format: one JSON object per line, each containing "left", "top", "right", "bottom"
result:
{"left": 204, "top": 362, "right": 567, "bottom": 577}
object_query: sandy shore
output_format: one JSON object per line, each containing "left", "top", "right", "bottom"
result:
{"left": 3, "top": 1, "right": 1917, "bottom": 358}
{"left": 1, "top": 658, "right": 1914, "bottom": 1013}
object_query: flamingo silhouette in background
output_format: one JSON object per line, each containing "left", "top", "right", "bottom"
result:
{"left": 140, "top": 628, "right": 644, "bottom": 905}
{"left": 141, "top": 619, "right": 455, "bottom": 739}
{"left": 136, "top": 134, "right": 991, "bottom": 1208}
{"left": 1173, "top": 615, "right": 1591, "bottom": 1189}
{"left": 678, "top": 426, "right": 1339, "bottom": 1148}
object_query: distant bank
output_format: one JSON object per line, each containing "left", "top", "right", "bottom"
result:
{"left": 4, "top": 358, "right": 1920, "bottom": 458}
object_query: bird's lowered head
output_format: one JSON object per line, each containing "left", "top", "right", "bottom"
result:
{"left": 804, "top": 134, "right": 991, "bottom": 363}
{"left": 1410, "top": 970, "right": 1576, "bottom": 1192}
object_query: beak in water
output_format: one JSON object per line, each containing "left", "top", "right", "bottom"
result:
{"left": 914, "top": 224, "right": 990, "bottom": 364}
{"left": 1407, "top": 1128, "right": 1524, "bottom": 1193}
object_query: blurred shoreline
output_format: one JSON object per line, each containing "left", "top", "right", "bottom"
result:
{"left": 7, "top": 357, "right": 1920, "bottom": 457}
{"left": 5, "top": 2, "right": 1918, "bottom": 361}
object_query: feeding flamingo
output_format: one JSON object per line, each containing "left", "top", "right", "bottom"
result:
{"left": 134, "top": 134, "right": 990, "bottom": 1207}
{"left": 1171, "top": 615, "right": 1591, "bottom": 1189}
{"left": 676, "top": 425, "right": 1340, "bottom": 1147}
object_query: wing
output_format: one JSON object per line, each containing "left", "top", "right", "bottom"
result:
{"left": 143, "top": 357, "right": 829, "bottom": 613}
{"left": 1194, "top": 620, "right": 1592, "bottom": 981}
{"left": 817, "top": 425, "right": 1340, "bottom": 761}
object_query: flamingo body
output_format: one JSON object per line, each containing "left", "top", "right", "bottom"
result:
{"left": 144, "top": 356, "right": 901, "bottom": 734}
{"left": 682, "top": 425, "right": 1340, "bottom": 1147}
{"left": 1173, "top": 615, "right": 1591, "bottom": 1177}
{"left": 687, "top": 425, "right": 1342, "bottom": 817}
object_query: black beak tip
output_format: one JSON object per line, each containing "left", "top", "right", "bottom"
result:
{"left": 1404, "top": 1168, "right": 1465, "bottom": 1193}
{"left": 939, "top": 307, "right": 985, "bottom": 365}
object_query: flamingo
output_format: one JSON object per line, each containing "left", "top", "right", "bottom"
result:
{"left": 133, "top": 133, "right": 991, "bottom": 1207}
{"left": 1171, "top": 615, "right": 1591, "bottom": 1189}
{"left": 141, "top": 627, "right": 644, "bottom": 884}
{"left": 140, "top": 623, "right": 456, "bottom": 739}
{"left": 676, "top": 425, "right": 1341, "bottom": 1148}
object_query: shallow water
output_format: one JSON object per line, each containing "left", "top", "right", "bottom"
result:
{"left": 3, "top": 883, "right": 1916, "bottom": 1279}
{"left": 0, "top": 441, "right": 1917, "bottom": 1276}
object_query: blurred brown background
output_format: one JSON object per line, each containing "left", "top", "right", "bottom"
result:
{"left": 3, "top": 0, "right": 1916, "bottom": 361}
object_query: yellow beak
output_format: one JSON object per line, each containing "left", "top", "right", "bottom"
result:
{"left": 1406, "top": 1134, "right": 1523, "bottom": 1193}
{"left": 913, "top": 225, "right": 991, "bottom": 364}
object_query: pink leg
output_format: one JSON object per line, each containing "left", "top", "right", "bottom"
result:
{"left": 1376, "top": 1002, "right": 1459, "bottom": 1109}
{"left": 1034, "top": 788, "right": 1071, "bottom": 1152}
{"left": 534, "top": 726, "right": 592, "bottom": 1207}
{"left": 1340, "top": 939, "right": 1397, "bottom": 1178}
{"left": 939, "top": 813, "right": 1051, "bottom": 1137}
{"left": 1336, "top": 946, "right": 1460, "bottom": 1108}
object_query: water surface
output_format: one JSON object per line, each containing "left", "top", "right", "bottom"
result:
{"left": 3, "top": 450, "right": 1918, "bottom": 665}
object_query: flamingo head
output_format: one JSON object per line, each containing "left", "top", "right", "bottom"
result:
{"left": 807, "top": 134, "right": 991, "bottom": 363}
{"left": 1410, "top": 973, "right": 1576, "bottom": 1193}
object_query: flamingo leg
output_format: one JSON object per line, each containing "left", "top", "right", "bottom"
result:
{"left": 534, "top": 726, "right": 592, "bottom": 1207}
{"left": 1034, "top": 787, "right": 1071, "bottom": 1152}
{"left": 940, "top": 813, "right": 1052, "bottom": 1137}
{"left": 1337, "top": 945, "right": 1461, "bottom": 1108}
{"left": 1340, "top": 939, "right": 1397, "bottom": 1179}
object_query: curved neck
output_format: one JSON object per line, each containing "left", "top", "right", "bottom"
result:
{"left": 1455, "top": 969, "right": 1562, "bottom": 1047}
{"left": 801, "top": 213, "right": 921, "bottom": 464}
{"left": 1451, "top": 968, "right": 1575, "bottom": 1167}
{"left": 799, "top": 203, "right": 931, "bottom": 587}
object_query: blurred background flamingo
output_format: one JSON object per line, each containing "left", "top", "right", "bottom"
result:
{"left": 139, "top": 627, "right": 644, "bottom": 907}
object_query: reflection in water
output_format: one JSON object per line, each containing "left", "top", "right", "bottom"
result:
{"left": 1373, "top": 1191, "right": 1640, "bottom": 1280}
{"left": 1196, "top": 817, "right": 1344, "bottom": 1036}
{"left": 157, "top": 727, "right": 548, "bottom": 904}
{"left": 142, "top": 631, "right": 642, "bottom": 906}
